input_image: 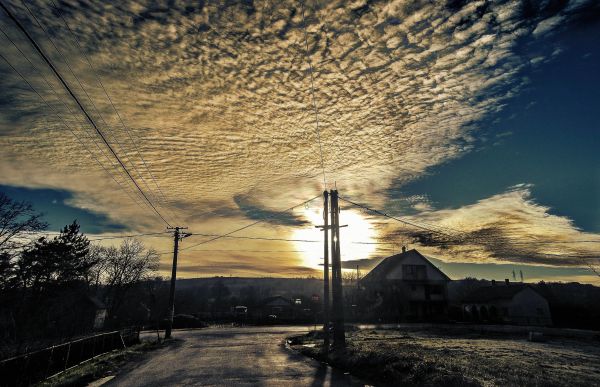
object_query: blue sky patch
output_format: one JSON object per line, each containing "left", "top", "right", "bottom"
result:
{"left": 0, "top": 184, "right": 127, "bottom": 234}
{"left": 390, "top": 21, "right": 600, "bottom": 232}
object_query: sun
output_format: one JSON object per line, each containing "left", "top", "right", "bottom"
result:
{"left": 292, "top": 206, "right": 377, "bottom": 269}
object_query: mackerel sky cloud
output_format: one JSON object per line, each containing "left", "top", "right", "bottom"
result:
{"left": 0, "top": 0, "right": 598, "bottom": 281}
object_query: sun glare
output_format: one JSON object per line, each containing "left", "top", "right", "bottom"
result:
{"left": 292, "top": 206, "right": 377, "bottom": 269}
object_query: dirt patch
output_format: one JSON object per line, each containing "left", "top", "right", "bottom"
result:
{"left": 289, "top": 329, "right": 600, "bottom": 386}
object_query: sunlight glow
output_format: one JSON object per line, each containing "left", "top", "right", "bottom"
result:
{"left": 292, "top": 206, "right": 377, "bottom": 269}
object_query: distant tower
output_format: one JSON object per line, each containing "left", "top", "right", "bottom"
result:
{"left": 512, "top": 269, "right": 516, "bottom": 281}
{"left": 520, "top": 270, "right": 524, "bottom": 282}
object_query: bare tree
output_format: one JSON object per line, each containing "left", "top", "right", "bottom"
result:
{"left": 342, "top": 268, "right": 363, "bottom": 285}
{"left": 0, "top": 192, "right": 47, "bottom": 256}
{"left": 84, "top": 245, "right": 108, "bottom": 292}
{"left": 0, "top": 193, "right": 46, "bottom": 290}
{"left": 94, "top": 239, "right": 159, "bottom": 316}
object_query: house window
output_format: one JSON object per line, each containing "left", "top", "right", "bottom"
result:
{"left": 403, "top": 265, "right": 427, "bottom": 280}
{"left": 411, "top": 285, "right": 417, "bottom": 292}
{"left": 502, "top": 307, "right": 508, "bottom": 316}
{"left": 536, "top": 308, "right": 544, "bottom": 315}
{"left": 431, "top": 285, "right": 442, "bottom": 295}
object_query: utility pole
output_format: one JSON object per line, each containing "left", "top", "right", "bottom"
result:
{"left": 315, "top": 191, "right": 330, "bottom": 350}
{"left": 322, "top": 190, "right": 330, "bottom": 349}
{"left": 330, "top": 190, "right": 346, "bottom": 349}
{"left": 165, "top": 226, "right": 191, "bottom": 339}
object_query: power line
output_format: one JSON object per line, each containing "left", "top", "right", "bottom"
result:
{"left": 425, "top": 240, "right": 600, "bottom": 246}
{"left": 19, "top": 0, "right": 168, "bottom": 218}
{"left": 47, "top": 0, "right": 180, "bottom": 224}
{"left": 0, "top": 50, "right": 151, "bottom": 213}
{"left": 184, "top": 174, "right": 321, "bottom": 228}
{"left": 300, "top": 0, "right": 327, "bottom": 189}
{"left": 0, "top": 1, "right": 172, "bottom": 227}
{"left": 21, "top": 0, "right": 176, "bottom": 222}
{"left": 88, "top": 232, "right": 169, "bottom": 241}
{"left": 158, "top": 248, "right": 310, "bottom": 256}
{"left": 0, "top": 25, "right": 150, "bottom": 212}
{"left": 182, "top": 194, "right": 321, "bottom": 250}
{"left": 343, "top": 198, "right": 599, "bottom": 274}
{"left": 188, "top": 232, "right": 320, "bottom": 243}
{"left": 338, "top": 195, "right": 454, "bottom": 237}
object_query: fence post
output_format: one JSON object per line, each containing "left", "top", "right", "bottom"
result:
{"left": 64, "top": 342, "right": 71, "bottom": 370}
{"left": 23, "top": 352, "right": 31, "bottom": 385}
{"left": 80, "top": 338, "right": 85, "bottom": 363}
{"left": 120, "top": 332, "right": 126, "bottom": 349}
{"left": 45, "top": 346, "right": 54, "bottom": 379}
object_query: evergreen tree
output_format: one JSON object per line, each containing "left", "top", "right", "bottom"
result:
{"left": 18, "top": 221, "right": 93, "bottom": 290}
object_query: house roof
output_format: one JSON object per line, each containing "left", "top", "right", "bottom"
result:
{"left": 361, "top": 249, "right": 451, "bottom": 283}
{"left": 260, "top": 295, "right": 293, "bottom": 307}
{"left": 462, "top": 284, "right": 536, "bottom": 303}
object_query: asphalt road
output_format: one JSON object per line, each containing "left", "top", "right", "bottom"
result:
{"left": 106, "top": 326, "right": 366, "bottom": 386}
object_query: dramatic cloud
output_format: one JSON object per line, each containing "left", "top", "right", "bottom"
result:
{"left": 375, "top": 185, "right": 600, "bottom": 267}
{"left": 0, "top": 0, "right": 598, "bottom": 277}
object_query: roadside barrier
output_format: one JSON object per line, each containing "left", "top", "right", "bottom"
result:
{"left": 0, "top": 328, "right": 139, "bottom": 386}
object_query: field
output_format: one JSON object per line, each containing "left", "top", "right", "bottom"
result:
{"left": 290, "top": 327, "right": 600, "bottom": 386}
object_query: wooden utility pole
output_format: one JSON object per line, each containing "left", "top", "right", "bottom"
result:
{"left": 315, "top": 191, "right": 331, "bottom": 350}
{"left": 322, "top": 191, "right": 330, "bottom": 349}
{"left": 165, "top": 226, "right": 190, "bottom": 339}
{"left": 330, "top": 190, "right": 346, "bottom": 348}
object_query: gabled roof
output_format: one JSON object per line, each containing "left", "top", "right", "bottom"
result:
{"left": 260, "top": 295, "right": 293, "bottom": 307}
{"left": 362, "top": 249, "right": 451, "bottom": 283}
{"left": 463, "top": 284, "right": 538, "bottom": 303}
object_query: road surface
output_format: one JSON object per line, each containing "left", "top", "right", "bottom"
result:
{"left": 106, "top": 326, "right": 366, "bottom": 386}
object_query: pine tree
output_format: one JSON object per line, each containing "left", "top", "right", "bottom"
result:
{"left": 18, "top": 220, "right": 93, "bottom": 290}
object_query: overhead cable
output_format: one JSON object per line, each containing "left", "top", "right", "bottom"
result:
{"left": 300, "top": 0, "right": 327, "bottom": 189}
{"left": 0, "top": 1, "right": 172, "bottom": 227}
{"left": 182, "top": 194, "right": 321, "bottom": 250}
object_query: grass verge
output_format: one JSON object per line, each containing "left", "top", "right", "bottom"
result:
{"left": 38, "top": 339, "right": 171, "bottom": 387}
{"left": 289, "top": 329, "right": 600, "bottom": 386}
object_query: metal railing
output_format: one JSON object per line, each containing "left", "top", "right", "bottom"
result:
{"left": 0, "top": 328, "right": 139, "bottom": 386}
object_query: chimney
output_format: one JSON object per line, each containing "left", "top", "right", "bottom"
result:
{"left": 491, "top": 280, "right": 496, "bottom": 286}
{"left": 505, "top": 279, "right": 510, "bottom": 286}
{"left": 402, "top": 246, "right": 407, "bottom": 253}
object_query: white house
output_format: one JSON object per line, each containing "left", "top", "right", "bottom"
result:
{"left": 462, "top": 280, "right": 552, "bottom": 326}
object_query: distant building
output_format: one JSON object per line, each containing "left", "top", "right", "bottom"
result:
{"left": 232, "top": 305, "right": 248, "bottom": 319}
{"left": 255, "top": 296, "right": 294, "bottom": 319}
{"left": 361, "top": 248, "right": 451, "bottom": 321}
{"left": 84, "top": 296, "right": 107, "bottom": 331}
{"left": 462, "top": 280, "right": 552, "bottom": 326}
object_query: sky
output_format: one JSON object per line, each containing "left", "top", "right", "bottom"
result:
{"left": 0, "top": 0, "right": 598, "bottom": 283}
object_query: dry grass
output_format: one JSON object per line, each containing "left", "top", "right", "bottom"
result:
{"left": 291, "top": 329, "right": 600, "bottom": 386}
{"left": 38, "top": 339, "right": 170, "bottom": 387}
